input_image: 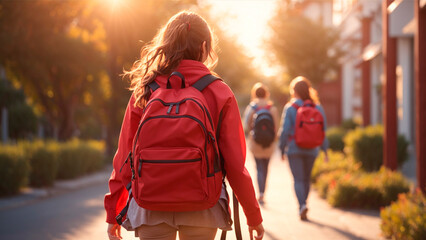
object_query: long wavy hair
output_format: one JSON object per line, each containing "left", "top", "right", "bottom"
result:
{"left": 125, "top": 11, "right": 218, "bottom": 108}
{"left": 289, "top": 76, "right": 320, "bottom": 104}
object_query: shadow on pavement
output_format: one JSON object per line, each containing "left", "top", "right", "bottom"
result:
{"left": 339, "top": 208, "right": 380, "bottom": 218}
{"left": 264, "top": 230, "right": 282, "bottom": 240}
{"left": 305, "top": 219, "right": 365, "bottom": 240}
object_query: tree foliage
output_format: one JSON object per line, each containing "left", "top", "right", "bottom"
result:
{"left": 0, "top": 0, "right": 105, "bottom": 140}
{"left": 267, "top": 2, "right": 342, "bottom": 86}
{"left": 0, "top": 0, "right": 258, "bottom": 145}
{"left": 0, "top": 79, "right": 37, "bottom": 139}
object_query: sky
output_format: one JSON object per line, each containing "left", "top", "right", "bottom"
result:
{"left": 203, "top": 0, "right": 280, "bottom": 77}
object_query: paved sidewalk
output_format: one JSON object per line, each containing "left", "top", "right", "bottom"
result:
{"left": 0, "top": 167, "right": 112, "bottom": 211}
{"left": 222, "top": 150, "right": 384, "bottom": 240}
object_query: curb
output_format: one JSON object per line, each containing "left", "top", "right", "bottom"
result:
{"left": 0, "top": 167, "right": 112, "bottom": 211}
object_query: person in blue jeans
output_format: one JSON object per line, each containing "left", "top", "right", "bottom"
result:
{"left": 279, "top": 76, "right": 329, "bottom": 221}
{"left": 244, "top": 83, "right": 279, "bottom": 205}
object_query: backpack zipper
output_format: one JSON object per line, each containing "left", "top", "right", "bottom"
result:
{"left": 144, "top": 98, "right": 214, "bottom": 127}
{"left": 138, "top": 158, "right": 202, "bottom": 177}
{"left": 134, "top": 115, "right": 213, "bottom": 176}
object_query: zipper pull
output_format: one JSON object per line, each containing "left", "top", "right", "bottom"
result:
{"left": 167, "top": 104, "right": 173, "bottom": 114}
{"left": 175, "top": 103, "right": 180, "bottom": 114}
{"left": 208, "top": 132, "right": 215, "bottom": 143}
{"left": 119, "top": 151, "right": 132, "bottom": 173}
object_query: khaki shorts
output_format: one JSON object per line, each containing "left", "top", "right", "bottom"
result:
{"left": 136, "top": 223, "right": 217, "bottom": 240}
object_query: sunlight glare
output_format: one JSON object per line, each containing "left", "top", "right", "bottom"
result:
{"left": 204, "top": 0, "right": 280, "bottom": 77}
{"left": 107, "top": 0, "right": 123, "bottom": 11}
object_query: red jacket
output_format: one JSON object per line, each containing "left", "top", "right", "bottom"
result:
{"left": 104, "top": 60, "right": 263, "bottom": 226}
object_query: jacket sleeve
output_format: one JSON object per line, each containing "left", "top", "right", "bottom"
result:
{"left": 242, "top": 104, "right": 254, "bottom": 134}
{"left": 318, "top": 105, "right": 329, "bottom": 153}
{"left": 104, "top": 94, "right": 142, "bottom": 224}
{"left": 278, "top": 104, "right": 294, "bottom": 155}
{"left": 219, "top": 95, "right": 263, "bottom": 227}
{"left": 270, "top": 105, "right": 280, "bottom": 135}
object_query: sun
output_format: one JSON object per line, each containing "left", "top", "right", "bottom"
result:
{"left": 204, "top": 0, "right": 279, "bottom": 77}
{"left": 106, "top": 0, "right": 124, "bottom": 11}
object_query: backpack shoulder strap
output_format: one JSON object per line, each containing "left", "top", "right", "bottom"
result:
{"left": 250, "top": 103, "right": 258, "bottom": 111}
{"left": 291, "top": 102, "right": 300, "bottom": 110}
{"left": 192, "top": 74, "right": 222, "bottom": 91}
{"left": 265, "top": 104, "right": 272, "bottom": 110}
{"left": 303, "top": 99, "right": 316, "bottom": 108}
{"left": 148, "top": 81, "right": 160, "bottom": 92}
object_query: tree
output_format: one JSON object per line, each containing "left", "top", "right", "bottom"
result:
{"left": 95, "top": 1, "right": 259, "bottom": 152}
{"left": 0, "top": 79, "right": 37, "bottom": 139}
{"left": 92, "top": 0, "right": 198, "bottom": 154}
{"left": 0, "top": 0, "right": 259, "bottom": 146}
{"left": 0, "top": 0, "right": 105, "bottom": 140}
{"left": 267, "top": 1, "right": 342, "bottom": 86}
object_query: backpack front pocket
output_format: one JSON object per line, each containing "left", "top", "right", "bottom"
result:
{"left": 135, "top": 147, "right": 208, "bottom": 206}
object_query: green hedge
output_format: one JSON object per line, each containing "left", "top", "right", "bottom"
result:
{"left": 326, "top": 127, "right": 346, "bottom": 152}
{"left": 20, "top": 140, "right": 59, "bottom": 187}
{"left": 313, "top": 152, "right": 411, "bottom": 210}
{"left": 311, "top": 151, "right": 360, "bottom": 183}
{"left": 326, "top": 168, "right": 410, "bottom": 209}
{"left": 56, "top": 139, "right": 105, "bottom": 179}
{"left": 344, "top": 125, "right": 409, "bottom": 172}
{"left": 381, "top": 189, "right": 426, "bottom": 240}
{"left": 0, "top": 139, "right": 105, "bottom": 194}
{"left": 0, "top": 146, "right": 29, "bottom": 196}
{"left": 341, "top": 118, "right": 359, "bottom": 131}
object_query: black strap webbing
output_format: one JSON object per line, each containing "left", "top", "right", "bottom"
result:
{"left": 116, "top": 182, "right": 133, "bottom": 225}
{"left": 149, "top": 73, "right": 219, "bottom": 92}
{"left": 192, "top": 74, "right": 221, "bottom": 91}
{"left": 148, "top": 81, "right": 160, "bottom": 92}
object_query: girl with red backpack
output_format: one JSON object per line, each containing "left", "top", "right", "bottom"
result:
{"left": 278, "top": 76, "right": 329, "bottom": 221}
{"left": 104, "top": 11, "right": 264, "bottom": 240}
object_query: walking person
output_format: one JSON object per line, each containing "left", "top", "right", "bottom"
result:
{"left": 279, "top": 76, "right": 329, "bottom": 221}
{"left": 243, "top": 82, "right": 279, "bottom": 205}
{"left": 104, "top": 11, "right": 264, "bottom": 240}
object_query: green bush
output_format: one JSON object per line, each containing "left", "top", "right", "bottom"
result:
{"left": 82, "top": 140, "right": 105, "bottom": 173}
{"left": 341, "top": 118, "right": 359, "bottom": 131}
{"left": 344, "top": 125, "right": 409, "bottom": 172}
{"left": 381, "top": 168, "right": 411, "bottom": 205}
{"left": 381, "top": 189, "right": 426, "bottom": 240}
{"left": 327, "top": 173, "right": 382, "bottom": 209}
{"left": 312, "top": 151, "right": 360, "bottom": 183}
{"left": 18, "top": 140, "right": 58, "bottom": 187}
{"left": 0, "top": 146, "right": 29, "bottom": 196}
{"left": 326, "top": 127, "right": 346, "bottom": 152}
{"left": 20, "top": 141, "right": 59, "bottom": 187}
{"left": 56, "top": 139, "right": 105, "bottom": 179}
{"left": 326, "top": 167, "right": 410, "bottom": 209}
{"left": 315, "top": 169, "right": 346, "bottom": 198}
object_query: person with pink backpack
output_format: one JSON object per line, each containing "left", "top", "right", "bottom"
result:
{"left": 278, "top": 76, "right": 329, "bottom": 221}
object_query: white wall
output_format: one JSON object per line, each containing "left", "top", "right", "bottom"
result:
{"left": 370, "top": 55, "right": 383, "bottom": 125}
{"left": 342, "top": 62, "right": 354, "bottom": 120}
{"left": 397, "top": 37, "right": 414, "bottom": 141}
{"left": 389, "top": 0, "right": 414, "bottom": 37}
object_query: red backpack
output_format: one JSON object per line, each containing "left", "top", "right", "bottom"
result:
{"left": 292, "top": 100, "right": 325, "bottom": 148}
{"left": 117, "top": 72, "right": 223, "bottom": 224}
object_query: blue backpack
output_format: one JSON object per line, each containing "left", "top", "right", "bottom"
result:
{"left": 251, "top": 104, "right": 275, "bottom": 148}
